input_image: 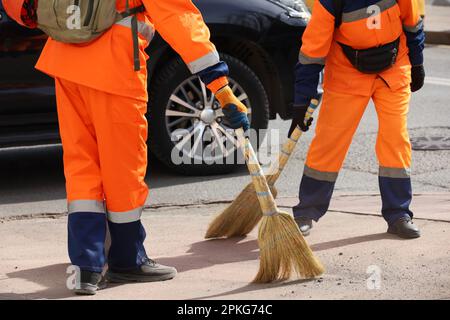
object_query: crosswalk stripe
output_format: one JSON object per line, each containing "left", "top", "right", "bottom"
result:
{"left": 425, "top": 77, "right": 450, "bottom": 87}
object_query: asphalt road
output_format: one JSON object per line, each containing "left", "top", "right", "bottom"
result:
{"left": 0, "top": 45, "right": 449, "bottom": 218}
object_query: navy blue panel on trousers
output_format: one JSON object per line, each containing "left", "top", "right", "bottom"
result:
{"left": 68, "top": 212, "right": 107, "bottom": 273}
{"left": 293, "top": 175, "right": 336, "bottom": 221}
{"left": 379, "top": 176, "right": 413, "bottom": 225}
{"left": 107, "top": 220, "right": 148, "bottom": 271}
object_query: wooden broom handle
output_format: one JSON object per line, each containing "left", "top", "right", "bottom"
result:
{"left": 236, "top": 128, "right": 279, "bottom": 216}
{"left": 267, "top": 99, "right": 320, "bottom": 185}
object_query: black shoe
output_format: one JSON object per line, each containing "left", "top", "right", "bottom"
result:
{"left": 295, "top": 217, "right": 313, "bottom": 237}
{"left": 74, "top": 271, "right": 106, "bottom": 296}
{"left": 387, "top": 216, "right": 421, "bottom": 239}
{"left": 106, "top": 258, "right": 177, "bottom": 283}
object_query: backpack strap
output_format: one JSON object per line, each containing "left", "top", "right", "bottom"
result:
{"left": 124, "top": 0, "right": 146, "bottom": 71}
{"left": 333, "top": 0, "right": 344, "bottom": 28}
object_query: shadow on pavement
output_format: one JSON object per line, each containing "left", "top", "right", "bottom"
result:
{"left": 3, "top": 263, "right": 74, "bottom": 300}
{"left": 157, "top": 237, "right": 259, "bottom": 273}
{"left": 180, "top": 232, "right": 398, "bottom": 299}
{"left": 311, "top": 232, "right": 398, "bottom": 251}
{"left": 191, "top": 278, "right": 316, "bottom": 300}
{"left": 0, "top": 233, "right": 403, "bottom": 299}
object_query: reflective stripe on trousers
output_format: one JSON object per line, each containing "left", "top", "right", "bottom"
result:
{"left": 108, "top": 207, "right": 143, "bottom": 224}
{"left": 68, "top": 200, "right": 106, "bottom": 214}
{"left": 68, "top": 200, "right": 143, "bottom": 224}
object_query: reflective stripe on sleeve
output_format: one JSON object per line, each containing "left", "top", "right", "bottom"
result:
{"left": 68, "top": 200, "right": 106, "bottom": 214}
{"left": 107, "top": 207, "right": 143, "bottom": 224}
{"left": 115, "top": 17, "right": 155, "bottom": 43}
{"left": 299, "top": 52, "right": 326, "bottom": 65}
{"left": 403, "top": 19, "right": 424, "bottom": 33}
{"left": 379, "top": 167, "right": 411, "bottom": 179}
{"left": 342, "top": 0, "right": 397, "bottom": 23}
{"left": 187, "top": 51, "right": 220, "bottom": 74}
{"left": 304, "top": 165, "right": 338, "bottom": 182}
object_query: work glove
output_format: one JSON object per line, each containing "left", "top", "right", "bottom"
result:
{"left": 411, "top": 65, "right": 425, "bottom": 93}
{"left": 288, "top": 104, "right": 313, "bottom": 138}
{"left": 215, "top": 85, "right": 250, "bottom": 131}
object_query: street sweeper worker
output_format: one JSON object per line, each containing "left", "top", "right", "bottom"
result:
{"left": 289, "top": 0, "right": 425, "bottom": 239}
{"left": 2, "top": 0, "right": 250, "bottom": 295}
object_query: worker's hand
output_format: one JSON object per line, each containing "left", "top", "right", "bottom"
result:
{"left": 215, "top": 85, "right": 250, "bottom": 131}
{"left": 411, "top": 65, "right": 425, "bottom": 93}
{"left": 288, "top": 104, "right": 313, "bottom": 138}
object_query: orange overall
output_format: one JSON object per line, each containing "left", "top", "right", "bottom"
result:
{"left": 3, "top": 0, "right": 229, "bottom": 272}
{"left": 293, "top": 0, "right": 424, "bottom": 225}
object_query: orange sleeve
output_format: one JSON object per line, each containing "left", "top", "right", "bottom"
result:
{"left": 299, "top": 0, "right": 335, "bottom": 64}
{"left": 2, "top": 0, "right": 26, "bottom": 27}
{"left": 397, "top": 0, "right": 421, "bottom": 29}
{"left": 142, "top": 0, "right": 219, "bottom": 74}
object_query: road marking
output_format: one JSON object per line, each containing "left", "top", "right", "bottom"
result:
{"left": 425, "top": 76, "right": 450, "bottom": 87}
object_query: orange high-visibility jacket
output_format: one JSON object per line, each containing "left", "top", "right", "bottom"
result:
{"left": 3, "top": 0, "right": 227, "bottom": 101}
{"left": 294, "top": 0, "right": 425, "bottom": 105}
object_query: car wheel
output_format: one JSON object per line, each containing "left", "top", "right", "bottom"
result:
{"left": 148, "top": 53, "right": 269, "bottom": 176}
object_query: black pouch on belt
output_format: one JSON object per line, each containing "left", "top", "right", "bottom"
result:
{"left": 339, "top": 38, "right": 400, "bottom": 74}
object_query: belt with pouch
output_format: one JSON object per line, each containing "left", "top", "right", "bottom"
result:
{"left": 339, "top": 38, "right": 400, "bottom": 74}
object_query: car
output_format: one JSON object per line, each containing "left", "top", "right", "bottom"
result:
{"left": 0, "top": 0, "right": 311, "bottom": 175}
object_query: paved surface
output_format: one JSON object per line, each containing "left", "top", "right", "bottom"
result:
{"left": 425, "top": 5, "right": 450, "bottom": 45}
{"left": 0, "top": 194, "right": 449, "bottom": 300}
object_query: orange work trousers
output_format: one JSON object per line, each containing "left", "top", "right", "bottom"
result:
{"left": 307, "top": 77, "right": 412, "bottom": 174}
{"left": 294, "top": 77, "right": 413, "bottom": 225}
{"left": 55, "top": 78, "right": 149, "bottom": 216}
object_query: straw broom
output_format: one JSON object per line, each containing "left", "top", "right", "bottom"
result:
{"left": 234, "top": 128, "right": 324, "bottom": 283}
{"left": 205, "top": 99, "right": 320, "bottom": 239}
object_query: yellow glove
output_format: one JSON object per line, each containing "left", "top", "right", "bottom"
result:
{"left": 215, "top": 86, "right": 248, "bottom": 113}
{"left": 215, "top": 86, "right": 250, "bottom": 130}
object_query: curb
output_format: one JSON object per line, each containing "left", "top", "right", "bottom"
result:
{"left": 426, "top": 30, "right": 450, "bottom": 45}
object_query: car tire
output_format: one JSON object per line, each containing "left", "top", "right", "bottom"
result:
{"left": 148, "top": 53, "right": 269, "bottom": 176}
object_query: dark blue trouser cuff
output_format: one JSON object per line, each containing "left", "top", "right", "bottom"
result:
{"left": 293, "top": 174, "right": 414, "bottom": 226}
{"left": 293, "top": 175, "right": 336, "bottom": 222}
{"left": 379, "top": 176, "right": 413, "bottom": 225}
{"left": 68, "top": 212, "right": 107, "bottom": 273}
{"left": 107, "top": 220, "right": 148, "bottom": 271}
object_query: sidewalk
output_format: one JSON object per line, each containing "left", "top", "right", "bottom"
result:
{"left": 0, "top": 193, "right": 449, "bottom": 300}
{"left": 425, "top": 5, "right": 450, "bottom": 45}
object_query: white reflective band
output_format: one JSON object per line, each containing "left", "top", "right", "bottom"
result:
{"left": 68, "top": 200, "right": 106, "bottom": 214}
{"left": 108, "top": 207, "right": 143, "bottom": 224}
{"left": 187, "top": 51, "right": 220, "bottom": 74}
{"left": 304, "top": 165, "right": 338, "bottom": 182}
{"left": 379, "top": 167, "right": 411, "bottom": 179}
{"left": 342, "top": 0, "right": 396, "bottom": 23}
{"left": 403, "top": 19, "right": 423, "bottom": 33}
{"left": 299, "top": 52, "right": 325, "bottom": 65}
{"left": 116, "top": 17, "right": 155, "bottom": 43}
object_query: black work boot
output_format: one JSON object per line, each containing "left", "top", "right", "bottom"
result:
{"left": 295, "top": 217, "right": 313, "bottom": 237}
{"left": 387, "top": 216, "right": 421, "bottom": 239}
{"left": 74, "top": 271, "right": 106, "bottom": 296}
{"left": 106, "top": 258, "right": 177, "bottom": 283}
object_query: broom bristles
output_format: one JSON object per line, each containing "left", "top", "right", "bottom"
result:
{"left": 253, "top": 212, "right": 325, "bottom": 283}
{"left": 205, "top": 182, "right": 278, "bottom": 239}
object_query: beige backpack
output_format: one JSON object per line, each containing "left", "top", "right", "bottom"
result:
{"left": 37, "top": 0, "right": 144, "bottom": 70}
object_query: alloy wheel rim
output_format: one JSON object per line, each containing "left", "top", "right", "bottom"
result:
{"left": 165, "top": 76, "right": 252, "bottom": 163}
